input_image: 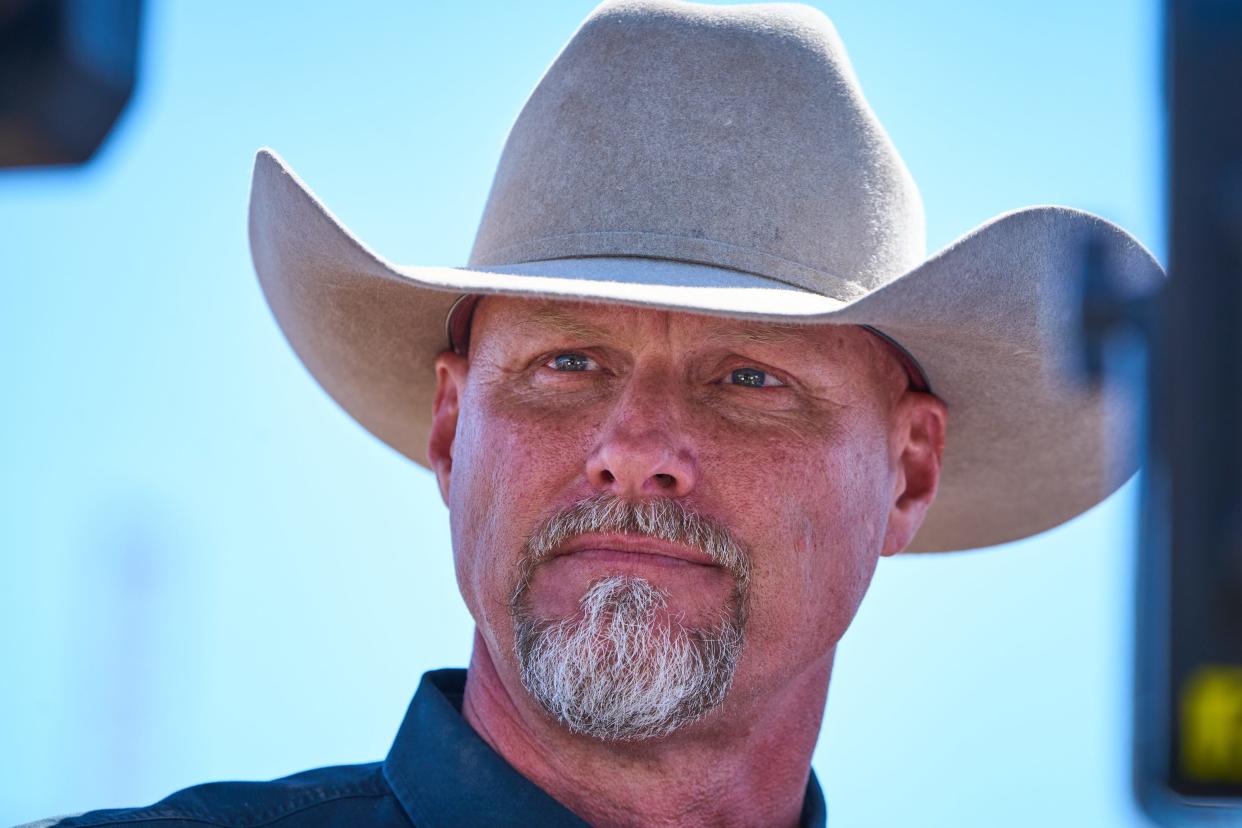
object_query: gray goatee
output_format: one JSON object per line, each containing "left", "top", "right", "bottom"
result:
{"left": 511, "top": 494, "right": 751, "bottom": 741}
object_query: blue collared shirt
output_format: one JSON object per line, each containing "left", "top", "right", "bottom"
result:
{"left": 31, "top": 669, "right": 827, "bottom": 827}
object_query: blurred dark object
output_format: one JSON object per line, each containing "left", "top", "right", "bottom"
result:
{"left": 0, "top": 0, "right": 142, "bottom": 168}
{"left": 1130, "top": 0, "right": 1242, "bottom": 822}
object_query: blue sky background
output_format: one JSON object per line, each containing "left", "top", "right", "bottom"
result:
{"left": 1, "top": 1, "right": 1163, "bottom": 825}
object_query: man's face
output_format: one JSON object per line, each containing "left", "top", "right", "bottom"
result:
{"left": 429, "top": 296, "right": 944, "bottom": 738}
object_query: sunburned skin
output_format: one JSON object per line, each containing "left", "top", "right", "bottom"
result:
{"left": 426, "top": 295, "right": 946, "bottom": 828}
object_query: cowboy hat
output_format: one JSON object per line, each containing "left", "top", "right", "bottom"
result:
{"left": 247, "top": 0, "right": 1162, "bottom": 553}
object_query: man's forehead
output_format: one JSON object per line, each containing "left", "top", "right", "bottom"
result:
{"left": 475, "top": 296, "right": 841, "bottom": 348}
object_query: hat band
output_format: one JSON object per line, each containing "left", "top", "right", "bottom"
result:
{"left": 471, "top": 231, "right": 878, "bottom": 303}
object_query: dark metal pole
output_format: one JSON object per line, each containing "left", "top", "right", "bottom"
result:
{"left": 1133, "top": 0, "right": 1242, "bottom": 821}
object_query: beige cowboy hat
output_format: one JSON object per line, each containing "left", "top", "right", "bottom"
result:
{"left": 247, "top": 0, "right": 1162, "bottom": 553}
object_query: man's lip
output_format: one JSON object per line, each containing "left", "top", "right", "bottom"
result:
{"left": 552, "top": 534, "right": 719, "bottom": 567}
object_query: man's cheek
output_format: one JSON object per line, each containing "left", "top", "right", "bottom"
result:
{"left": 745, "top": 469, "right": 883, "bottom": 638}
{"left": 474, "top": 393, "right": 596, "bottom": 481}
{"left": 450, "top": 411, "right": 576, "bottom": 598}
{"left": 453, "top": 402, "right": 537, "bottom": 508}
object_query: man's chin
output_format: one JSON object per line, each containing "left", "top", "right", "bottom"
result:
{"left": 512, "top": 575, "right": 745, "bottom": 741}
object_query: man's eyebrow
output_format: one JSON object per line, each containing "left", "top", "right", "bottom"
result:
{"left": 515, "top": 306, "right": 611, "bottom": 340}
{"left": 705, "top": 322, "right": 806, "bottom": 346}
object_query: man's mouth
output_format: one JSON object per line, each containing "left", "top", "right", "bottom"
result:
{"left": 552, "top": 533, "right": 721, "bottom": 569}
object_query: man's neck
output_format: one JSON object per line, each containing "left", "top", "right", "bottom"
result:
{"left": 460, "top": 629, "right": 831, "bottom": 828}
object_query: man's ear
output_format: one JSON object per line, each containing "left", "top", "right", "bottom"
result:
{"left": 880, "top": 391, "right": 947, "bottom": 557}
{"left": 428, "top": 350, "right": 469, "bottom": 505}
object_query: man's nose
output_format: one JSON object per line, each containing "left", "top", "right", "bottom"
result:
{"left": 584, "top": 385, "right": 699, "bottom": 499}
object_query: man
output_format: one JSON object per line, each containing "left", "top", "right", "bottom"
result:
{"left": 31, "top": 1, "right": 1162, "bottom": 826}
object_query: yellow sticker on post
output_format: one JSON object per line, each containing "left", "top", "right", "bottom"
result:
{"left": 1181, "top": 665, "right": 1242, "bottom": 783}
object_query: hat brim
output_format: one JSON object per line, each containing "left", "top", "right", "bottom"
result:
{"left": 248, "top": 149, "right": 1163, "bottom": 553}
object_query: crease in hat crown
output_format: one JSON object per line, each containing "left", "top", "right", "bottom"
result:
{"left": 468, "top": 0, "right": 927, "bottom": 303}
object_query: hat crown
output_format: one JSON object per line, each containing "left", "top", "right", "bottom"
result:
{"left": 469, "top": 0, "right": 926, "bottom": 300}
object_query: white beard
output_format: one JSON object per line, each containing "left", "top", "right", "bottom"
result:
{"left": 514, "top": 574, "right": 745, "bottom": 741}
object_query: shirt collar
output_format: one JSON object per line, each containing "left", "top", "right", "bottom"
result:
{"left": 384, "top": 668, "right": 827, "bottom": 828}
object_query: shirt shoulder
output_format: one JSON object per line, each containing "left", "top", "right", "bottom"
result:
{"left": 28, "top": 762, "right": 413, "bottom": 828}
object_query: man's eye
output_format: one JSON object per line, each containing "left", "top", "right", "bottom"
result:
{"left": 729, "top": 367, "right": 785, "bottom": 388}
{"left": 546, "top": 353, "right": 598, "bottom": 372}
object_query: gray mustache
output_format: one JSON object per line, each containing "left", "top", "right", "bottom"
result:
{"left": 519, "top": 493, "right": 753, "bottom": 587}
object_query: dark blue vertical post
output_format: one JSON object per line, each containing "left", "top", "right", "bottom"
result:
{"left": 1135, "top": 0, "right": 1242, "bottom": 820}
